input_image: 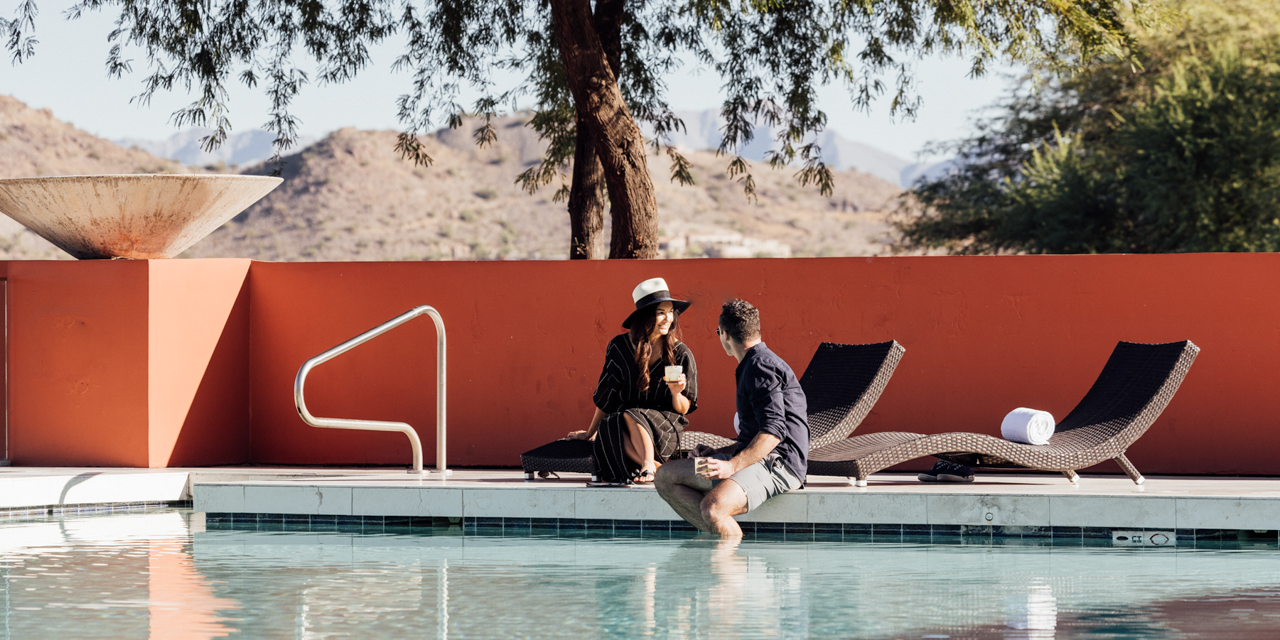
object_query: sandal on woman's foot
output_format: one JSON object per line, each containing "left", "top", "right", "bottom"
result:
{"left": 634, "top": 468, "right": 656, "bottom": 483}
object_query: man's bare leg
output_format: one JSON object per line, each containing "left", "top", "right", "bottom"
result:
{"left": 701, "top": 480, "right": 749, "bottom": 537}
{"left": 655, "top": 459, "right": 713, "bottom": 532}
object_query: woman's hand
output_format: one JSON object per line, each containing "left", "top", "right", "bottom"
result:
{"left": 665, "top": 373, "right": 687, "bottom": 396}
{"left": 668, "top": 373, "right": 691, "bottom": 414}
{"left": 574, "top": 408, "right": 605, "bottom": 441}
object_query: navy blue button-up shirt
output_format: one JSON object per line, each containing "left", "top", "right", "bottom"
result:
{"left": 733, "top": 343, "right": 809, "bottom": 480}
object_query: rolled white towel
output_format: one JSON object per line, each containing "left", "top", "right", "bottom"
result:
{"left": 1001, "top": 408, "right": 1056, "bottom": 445}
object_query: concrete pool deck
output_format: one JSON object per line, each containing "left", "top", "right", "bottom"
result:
{"left": 0, "top": 466, "right": 392, "bottom": 515}
{"left": 7, "top": 466, "right": 1277, "bottom": 539}
{"left": 191, "top": 469, "right": 1280, "bottom": 534}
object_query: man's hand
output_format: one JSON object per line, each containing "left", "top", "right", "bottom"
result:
{"left": 698, "top": 433, "right": 781, "bottom": 480}
{"left": 664, "top": 373, "right": 687, "bottom": 395}
{"left": 698, "top": 457, "right": 737, "bottom": 480}
{"left": 693, "top": 444, "right": 716, "bottom": 457}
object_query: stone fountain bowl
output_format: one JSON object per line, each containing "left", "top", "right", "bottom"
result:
{"left": 0, "top": 174, "right": 283, "bottom": 259}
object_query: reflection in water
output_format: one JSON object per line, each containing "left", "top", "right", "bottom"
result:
{"left": 438, "top": 559, "right": 449, "bottom": 640}
{"left": 642, "top": 564, "right": 656, "bottom": 633}
{"left": 4, "top": 511, "right": 1280, "bottom": 638}
{"left": 148, "top": 539, "right": 235, "bottom": 639}
{"left": 677, "top": 537, "right": 811, "bottom": 638}
{"left": 1144, "top": 588, "right": 1280, "bottom": 638}
{"left": 297, "top": 564, "right": 425, "bottom": 638}
{"left": 0, "top": 511, "right": 237, "bottom": 640}
{"left": 1004, "top": 582, "right": 1057, "bottom": 639}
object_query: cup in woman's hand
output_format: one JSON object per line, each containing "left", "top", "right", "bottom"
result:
{"left": 664, "top": 365, "right": 683, "bottom": 382}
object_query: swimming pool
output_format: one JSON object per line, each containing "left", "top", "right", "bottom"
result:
{"left": 2, "top": 508, "right": 1279, "bottom": 638}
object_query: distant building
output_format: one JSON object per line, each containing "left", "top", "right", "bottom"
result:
{"left": 661, "top": 232, "right": 792, "bottom": 258}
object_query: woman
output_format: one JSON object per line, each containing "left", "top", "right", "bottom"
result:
{"left": 567, "top": 277, "right": 698, "bottom": 483}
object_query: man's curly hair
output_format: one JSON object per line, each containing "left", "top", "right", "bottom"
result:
{"left": 719, "top": 299, "right": 761, "bottom": 343}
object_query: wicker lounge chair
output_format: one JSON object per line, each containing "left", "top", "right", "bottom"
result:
{"left": 519, "top": 438, "right": 597, "bottom": 480}
{"left": 679, "top": 340, "right": 906, "bottom": 454}
{"left": 520, "top": 340, "right": 906, "bottom": 480}
{"left": 808, "top": 340, "right": 1199, "bottom": 487}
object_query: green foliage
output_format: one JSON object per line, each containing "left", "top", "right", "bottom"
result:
{"left": 8, "top": 0, "right": 1162, "bottom": 195}
{"left": 898, "top": 0, "right": 1280, "bottom": 254}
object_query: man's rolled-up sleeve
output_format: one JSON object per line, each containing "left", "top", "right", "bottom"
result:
{"left": 748, "top": 367, "right": 787, "bottom": 443}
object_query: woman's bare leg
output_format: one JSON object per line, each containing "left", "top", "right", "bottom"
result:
{"left": 622, "top": 413, "right": 657, "bottom": 481}
{"left": 622, "top": 415, "right": 643, "bottom": 464}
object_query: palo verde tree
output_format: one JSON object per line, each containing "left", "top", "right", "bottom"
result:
{"left": 5, "top": 0, "right": 1169, "bottom": 259}
{"left": 898, "top": 0, "right": 1280, "bottom": 254}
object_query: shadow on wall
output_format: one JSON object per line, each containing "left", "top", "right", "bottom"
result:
{"left": 166, "top": 277, "right": 251, "bottom": 466}
{"left": 147, "top": 260, "right": 254, "bottom": 467}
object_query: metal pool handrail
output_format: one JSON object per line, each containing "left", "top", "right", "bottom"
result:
{"left": 294, "top": 305, "right": 447, "bottom": 475}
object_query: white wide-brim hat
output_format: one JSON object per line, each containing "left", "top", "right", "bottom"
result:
{"left": 623, "top": 277, "right": 692, "bottom": 329}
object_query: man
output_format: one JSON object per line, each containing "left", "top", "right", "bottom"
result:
{"left": 655, "top": 299, "right": 809, "bottom": 537}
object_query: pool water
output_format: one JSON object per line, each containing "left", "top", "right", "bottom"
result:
{"left": 2, "top": 509, "right": 1280, "bottom": 639}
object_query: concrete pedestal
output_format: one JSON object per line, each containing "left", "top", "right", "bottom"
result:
{"left": 6, "top": 260, "right": 251, "bottom": 467}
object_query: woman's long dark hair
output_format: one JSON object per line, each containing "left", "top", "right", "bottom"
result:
{"left": 629, "top": 308, "right": 682, "bottom": 391}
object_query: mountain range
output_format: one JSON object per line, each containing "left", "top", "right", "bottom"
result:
{"left": 658, "top": 110, "right": 918, "bottom": 187}
{"left": 119, "top": 109, "right": 952, "bottom": 187}
{"left": 116, "top": 128, "right": 319, "bottom": 169}
{"left": 0, "top": 96, "right": 910, "bottom": 261}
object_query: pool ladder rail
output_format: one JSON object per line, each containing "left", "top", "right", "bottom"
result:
{"left": 294, "top": 305, "right": 450, "bottom": 476}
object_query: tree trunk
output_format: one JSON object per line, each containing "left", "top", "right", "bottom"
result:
{"left": 567, "top": 121, "right": 605, "bottom": 259}
{"left": 549, "top": 0, "right": 659, "bottom": 259}
{"left": 593, "top": 0, "right": 624, "bottom": 73}
{"left": 564, "top": 0, "right": 622, "bottom": 260}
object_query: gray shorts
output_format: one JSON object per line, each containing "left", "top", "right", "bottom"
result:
{"left": 711, "top": 453, "right": 803, "bottom": 512}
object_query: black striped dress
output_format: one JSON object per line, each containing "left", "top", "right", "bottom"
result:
{"left": 591, "top": 334, "right": 699, "bottom": 482}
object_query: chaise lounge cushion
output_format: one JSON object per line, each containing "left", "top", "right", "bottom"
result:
{"left": 519, "top": 438, "right": 596, "bottom": 475}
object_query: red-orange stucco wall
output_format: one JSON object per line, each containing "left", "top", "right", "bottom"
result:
{"left": 8, "top": 260, "right": 150, "bottom": 466}
{"left": 246, "top": 255, "right": 1280, "bottom": 475}
{"left": 5, "top": 259, "right": 250, "bottom": 467}
{"left": 6, "top": 255, "right": 1277, "bottom": 473}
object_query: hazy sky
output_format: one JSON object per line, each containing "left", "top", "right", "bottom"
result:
{"left": 1, "top": 5, "right": 1020, "bottom": 162}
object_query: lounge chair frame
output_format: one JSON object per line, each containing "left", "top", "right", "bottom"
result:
{"left": 679, "top": 340, "right": 905, "bottom": 454}
{"left": 809, "top": 340, "right": 1199, "bottom": 486}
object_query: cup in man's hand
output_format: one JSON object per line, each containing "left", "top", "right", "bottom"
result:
{"left": 694, "top": 457, "right": 712, "bottom": 477}
{"left": 664, "top": 365, "right": 683, "bottom": 382}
